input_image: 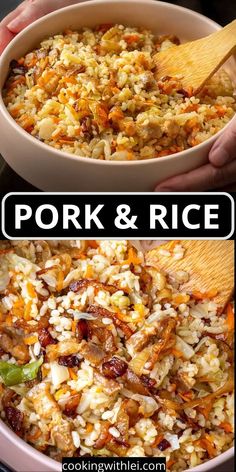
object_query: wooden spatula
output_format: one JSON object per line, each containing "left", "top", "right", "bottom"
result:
{"left": 154, "top": 20, "right": 236, "bottom": 94}
{"left": 145, "top": 240, "right": 234, "bottom": 310}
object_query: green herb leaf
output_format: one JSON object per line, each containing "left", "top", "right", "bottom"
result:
{"left": 0, "top": 357, "right": 43, "bottom": 386}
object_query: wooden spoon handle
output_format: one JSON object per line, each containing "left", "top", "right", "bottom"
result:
{"left": 154, "top": 19, "right": 236, "bottom": 93}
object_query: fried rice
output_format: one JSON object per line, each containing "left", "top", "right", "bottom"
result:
{"left": 0, "top": 240, "right": 234, "bottom": 470}
{"left": 3, "top": 25, "right": 236, "bottom": 160}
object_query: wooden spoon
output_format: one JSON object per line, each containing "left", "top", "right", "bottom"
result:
{"left": 145, "top": 240, "right": 234, "bottom": 310}
{"left": 154, "top": 20, "right": 236, "bottom": 94}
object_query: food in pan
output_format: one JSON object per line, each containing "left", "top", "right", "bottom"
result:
{"left": 0, "top": 240, "right": 234, "bottom": 470}
{"left": 3, "top": 25, "right": 236, "bottom": 160}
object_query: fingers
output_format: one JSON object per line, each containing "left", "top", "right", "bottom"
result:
{"left": 0, "top": 27, "right": 15, "bottom": 55}
{"left": 0, "top": 0, "right": 26, "bottom": 53}
{"left": 209, "top": 116, "right": 236, "bottom": 167}
{"left": 0, "top": 1, "right": 26, "bottom": 27}
{"left": 0, "top": 0, "right": 86, "bottom": 54}
{"left": 7, "top": 0, "right": 52, "bottom": 33}
{"left": 155, "top": 160, "right": 236, "bottom": 192}
{"left": 7, "top": 0, "right": 83, "bottom": 34}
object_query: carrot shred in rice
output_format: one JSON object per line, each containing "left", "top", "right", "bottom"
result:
{"left": 172, "top": 294, "right": 190, "bottom": 305}
{"left": 134, "top": 304, "right": 145, "bottom": 318}
{"left": 68, "top": 368, "right": 78, "bottom": 380}
{"left": 171, "top": 348, "right": 184, "bottom": 358}
{"left": 24, "top": 300, "right": 32, "bottom": 321}
{"left": 27, "top": 282, "right": 37, "bottom": 298}
{"left": 24, "top": 335, "right": 38, "bottom": 345}
{"left": 87, "top": 241, "right": 99, "bottom": 249}
{"left": 167, "top": 460, "right": 175, "bottom": 469}
{"left": 56, "top": 270, "right": 64, "bottom": 292}
{"left": 192, "top": 289, "right": 218, "bottom": 300}
{"left": 84, "top": 264, "right": 94, "bottom": 279}
{"left": 123, "top": 34, "right": 141, "bottom": 44}
{"left": 71, "top": 320, "right": 77, "bottom": 334}
{"left": 197, "top": 400, "right": 214, "bottom": 419}
{"left": 12, "top": 298, "right": 24, "bottom": 317}
{"left": 179, "top": 391, "right": 194, "bottom": 402}
{"left": 226, "top": 303, "right": 234, "bottom": 331}
{"left": 122, "top": 247, "right": 142, "bottom": 266}
{"left": 153, "top": 434, "right": 164, "bottom": 447}
{"left": 5, "top": 314, "right": 12, "bottom": 326}
{"left": 0, "top": 248, "right": 14, "bottom": 255}
{"left": 27, "top": 428, "right": 41, "bottom": 442}
{"left": 199, "top": 435, "right": 217, "bottom": 458}
{"left": 219, "top": 422, "right": 233, "bottom": 433}
{"left": 167, "top": 240, "right": 180, "bottom": 250}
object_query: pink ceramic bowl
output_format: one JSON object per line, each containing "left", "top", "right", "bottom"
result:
{"left": 0, "top": 0, "right": 235, "bottom": 191}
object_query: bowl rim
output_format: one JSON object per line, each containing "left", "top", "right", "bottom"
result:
{"left": 0, "top": 0, "right": 235, "bottom": 168}
{"left": 0, "top": 417, "right": 234, "bottom": 472}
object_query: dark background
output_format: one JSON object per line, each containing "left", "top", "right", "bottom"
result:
{"left": 0, "top": 0, "right": 236, "bottom": 191}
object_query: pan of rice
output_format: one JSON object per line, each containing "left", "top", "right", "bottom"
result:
{"left": 0, "top": 240, "right": 234, "bottom": 471}
{"left": 0, "top": 0, "right": 236, "bottom": 191}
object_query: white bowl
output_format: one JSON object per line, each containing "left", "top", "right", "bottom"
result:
{"left": 0, "top": 0, "right": 235, "bottom": 191}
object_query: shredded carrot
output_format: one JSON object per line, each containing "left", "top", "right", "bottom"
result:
{"left": 122, "top": 247, "right": 142, "bottom": 266}
{"left": 86, "top": 423, "right": 93, "bottom": 433}
{"left": 108, "top": 107, "right": 124, "bottom": 122}
{"left": 71, "top": 320, "right": 77, "bottom": 334}
{"left": 183, "top": 104, "right": 199, "bottom": 113}
{"left": 87, "top": 240, "right": 99, "bottom": 249}
{"left": 172, "top": 294, "right": 190, "bottom": 305}
{"left": 24, "top": 300, "right": 32, "bottom": 321}
{"left": 27, "top": 428, "right": 41, "bottom": 442}
{"left": 219, "top": 422, "right": 233, "bottom": 433}
{"left": 70, "top": 248, "right": 86, "bottom": 259}
{"left": 197, "top": 401, "right": 214, "bottom": 420}
{"left": 215, "top": 105, "right": 226, "bottom": 117}
{"left": 68, "top": 367, "right": 78, "bottom": 380}
{"left": 24, "top": 335, "right": 38, "bottom": 345}
{"left": 121, "top": 121, "right": 136, "bottom": 137}
{"left": 192, "top": 288, "right": 218, "bottom": 300}
{"left": 179, "top": 391, "right": 194, "bottom": 402}
{"left": 5, "top": 314, "right": 12, "bottom": 326}
{"left": 134, "top": 304, "right": 145, "bottom": 318}
{"left": 196, "top": 435, "right": 217, "bottom": 458}
{"left": 153, "top": 434, "right": 164, "bottom": 447}
{"left": 41, "top": 365, "right": 49, "bottom": 379}
{"left": 12, "top": 298, "right": 24, "bottom": 317}
{"left": 84, "top": 264, "right": 94, "bottom": 279}
{"left": 168, "top": 240, "right": 180, "bottom": 251}
{"left": 52, "top": 129, "right": 63, "bottom": 140}
{"left": 0, "top": 248, "right": 14, "bottom": 255}
{"left": 8, "top": 76, "right": 26, "bottom": 89}
{"left": 169, "top": 383, "right": 177, "bottom": 392}
{"left": 123, "top": 34, "right": 140, "bottom": 44}
{"left": 56, "top": 270, "right": 64, "bottom": 292}
{"left": 226, "top": 302, "right": 234, "bottom": 331}
{"left": 166, "top": 460, "right": 175, "bottom": 469}
{"left": 171, "top": 348, "right": 184, "bottom": 358}
{"left": 27, "top": 282, "right": 37, "bottom": 298}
